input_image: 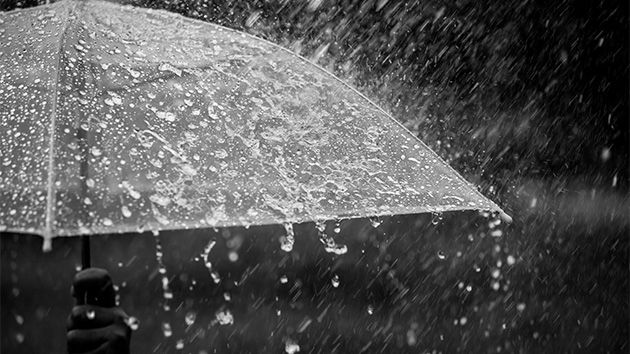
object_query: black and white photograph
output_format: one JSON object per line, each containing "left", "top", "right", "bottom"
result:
{"left": 0, "top": 0, "right": 627, "bottom": 353}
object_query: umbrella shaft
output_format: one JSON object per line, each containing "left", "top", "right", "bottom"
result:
{"left": 82, "top": 236, "right": 91, "bottom": 269}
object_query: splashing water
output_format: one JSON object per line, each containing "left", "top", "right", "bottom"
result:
{"left": 153, "top": 231, "right": 172, "bottom": 311}
{"left": 125, "top": 316, "right": 140, "bottom": 331}
{"left": 175, "top": 340, "right": 184, "bottom": 350}
{"left": 215, "top": 310, "right": 234, "bottom": 325}
{"left": 280, "top": 222, "right": 295, "bottom": 252}
{"left": 161, "top": 322, "right": 172, "bottom": 337}
{"left": 184, "top": 312, "right": 196, "bottom": 326}
{"left": 201, "top": 239, "right": 216, "bottom": 272}
{"left": 369, "top": 216, "right": 382, "bottom": 228}
{"left": 317, "top": 223, "right": 348, "bottom": 255}
{"left": 331, "top": 274, "right": 340, "bottom": 288}
{"left": 285, "top": 339, "right": 300, "bottom": 354}
{"left": 431, "top": 212, "right": 443, "bottom": 225}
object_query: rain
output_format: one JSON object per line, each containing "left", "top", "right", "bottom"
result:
{"left": 1, "top": 0, "right": 628, "bottom": 353}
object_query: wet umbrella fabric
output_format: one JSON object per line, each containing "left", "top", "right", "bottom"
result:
{"left": 0, "top": 0, "right": 507, "bottom": 249}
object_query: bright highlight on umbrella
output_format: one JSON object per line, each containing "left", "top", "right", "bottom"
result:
{"left": 0, "top": 0, "right": 509, "bottom": 250}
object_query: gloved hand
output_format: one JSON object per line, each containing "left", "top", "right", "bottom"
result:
{"left": 67, "top": 268, "right": 131, "bottom": 354}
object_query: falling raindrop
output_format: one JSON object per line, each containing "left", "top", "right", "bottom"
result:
{"left": 215, "top": 310, "right": 234, "bottom": 325}
{"left": 175, "top": 340, "right": 184, "bottom": 350}
{"left": 280, "top": 222, "right": 295, "bottom": 252}
{"left": 125, "top": 316, "right": 140, "bottom": 331}
{"left": 431, "top": 212, "right": 443, "bottom": 225}
{"left": 285, "top": 339, "right": 300, "bottom": 354}
{"left": 185, "top": 312, "right": 196, "bottom": 326}
{"left": 211, "top": 271, "right": 221, "bottom": 284}
{"left": 367, "top": 305, "right": 374, "bottom": 315}
{"left": 331, "top": 274, "right": 340, "bottom": 288}
{"left": 369, "top": 216, "right": 382, "bottom": 228}
{"left": 161, "top": 322, "right": 172, "bottom": 337}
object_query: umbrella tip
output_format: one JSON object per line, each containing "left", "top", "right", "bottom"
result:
{"left": 42, "top": 236, "right": 53, "bottom": 252}
{"left": 499, "top": 211, "right": 513, "bottom": 224}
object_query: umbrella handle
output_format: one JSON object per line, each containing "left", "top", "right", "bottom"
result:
{"left": 82, "top": 235, "right": 91, "bottom": 270}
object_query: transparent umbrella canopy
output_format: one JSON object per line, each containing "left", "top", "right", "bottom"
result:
{"left": 0, "top": 0, "right": 509, "bottom": 250}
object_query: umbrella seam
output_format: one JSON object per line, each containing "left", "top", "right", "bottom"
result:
{"left": 44, "top": 0, "right": 77, "bottom": 239}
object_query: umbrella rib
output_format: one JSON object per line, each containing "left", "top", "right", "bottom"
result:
{"left": 44, "top": 1, "right": 77, "bottom": 242}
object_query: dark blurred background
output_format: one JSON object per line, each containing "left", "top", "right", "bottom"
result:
{"left": 1, "top": 0, "right": 628, "bottom": 353}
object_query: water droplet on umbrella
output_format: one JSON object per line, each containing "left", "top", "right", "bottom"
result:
{"left": 121, "top": 206, "right": 132, "bottom": 218}
{"left": 90, "top": 147, "right": 102, "bottom": 157}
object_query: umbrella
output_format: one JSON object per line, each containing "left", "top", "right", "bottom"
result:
{"left": 0, "top": 0, "right": 509, "bottom": 261}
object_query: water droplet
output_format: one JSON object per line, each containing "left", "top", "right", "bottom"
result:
{"left": 491, "top": 269, "right": 500, "bottom": 278}
{"left": 280, "top": 275, "right": 288, "bottom": 284}
{"left": 125, "top": 316, "right": 140, "bottom": 331}
{"left": 507, "top": 255, "right": 516, "bottom": 265}
{"left": 331, "top": 274, "right": 340, "bottom": 288}
{"left": 121, "top": 206, "right": 132, "bottom": 218}
{"left": 285, "top": 339, "right": 300, "bottom": 354}
{"left": 185, "top": 312, "right": 196, "bottom": 326}
{"left": 90, "top": 147, "right": 102, "bottom": 157}
{"left": 431, "top": 212, "right": 443, "bottom": 225}
{"left": 211, "top": 271, "right": 221, "bottom": 284}
{"left": 158, "top": 63, "right": 182, "bottom": 76}
{"left": 437, "top": 251, "right": 446, "bottom": 260}
{"left": 367, "top": 305, "right": 374, "bottom": 315}
{"left": 369, "top": 216, "right": 382, "bottom": 228}
{"left": 280, "top": 222, "right": 295, "bottom": 252}
{"left": 215, "top": 310, "right": 234, "bottom": 325}
{"left": 86, "top": 310, "right": 95, "bottom": 320}
{"left": 175, "top": 340, "right": 184, "bottom": 350}
{"left": 161, "top": 322, "right": 172, "bottom": 337}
